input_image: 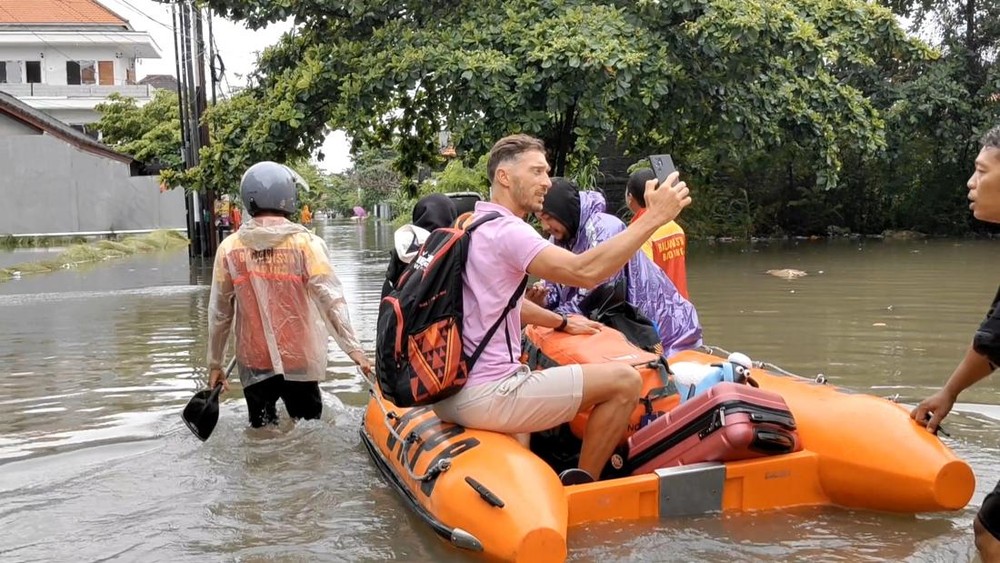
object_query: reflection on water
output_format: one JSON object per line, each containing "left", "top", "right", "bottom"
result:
{"left": 0, "top": 220, "right": 996, "bottom": 561}
{"left": 0, "top": 247, "right": 66, "bottom": 270}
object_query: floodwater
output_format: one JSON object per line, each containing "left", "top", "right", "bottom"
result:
{"left": 1, "top": 219, "right": 998, "bottom": 562}
{"left": 0, "top": 246, "right": 66, "bottom": 270}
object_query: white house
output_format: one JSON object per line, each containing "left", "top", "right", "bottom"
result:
{"left": 0, "top": 0, "right": 161, "bottom": 131}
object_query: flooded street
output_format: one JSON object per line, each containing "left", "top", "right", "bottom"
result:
{"left": 1, "top": 219, "right": 998, "bottom": 562}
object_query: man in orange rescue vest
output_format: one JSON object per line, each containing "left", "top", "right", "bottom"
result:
{"left": 626, "top": 168, "right": 690, "bottom": 300}
{"left": 207, "top": 161, "right": 372, "bottom": 428}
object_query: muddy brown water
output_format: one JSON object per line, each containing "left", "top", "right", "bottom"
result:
{"left": 0, "top": 219, "right": 997, "bottom": 562}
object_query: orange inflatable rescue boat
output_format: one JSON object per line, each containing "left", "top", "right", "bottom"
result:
{"left": 360, "top": 324, "right": 975, "bottom": 563}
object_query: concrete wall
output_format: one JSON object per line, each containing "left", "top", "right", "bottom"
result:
{"left": 0, "top": 112, "right": 38, "bottom": 136}
{"left": 0, "top": 133, "right": 186, "bottom": 236}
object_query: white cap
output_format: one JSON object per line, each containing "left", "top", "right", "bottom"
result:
{"left": 727, "top": 352, "right": 753, "bottom": 369}
{"left": 393, "top": 225, "right": 431, "bottom": 264}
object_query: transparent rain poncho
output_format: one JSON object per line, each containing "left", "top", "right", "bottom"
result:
{"left": 207, "top": 216, "right": 363, "bottom": 388}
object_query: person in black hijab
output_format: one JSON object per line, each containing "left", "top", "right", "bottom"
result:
{"left": 412, "top": 193, "right": 459, "bottom": 233}
{"left": 381, "top": 194, "right": 458, "bottom": 298}
{"left": 537, "top": 177, "right": 581, "bottom": 244}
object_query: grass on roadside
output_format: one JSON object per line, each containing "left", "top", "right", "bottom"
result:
{"left": 0, "top": 230, "right": 189, "bottom": 283}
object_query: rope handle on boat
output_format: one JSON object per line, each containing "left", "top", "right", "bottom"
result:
{"left": 700, "top": 345, "right": 828, "bottom": 384}
{"left": 369, "top": 388, "right": 454, "bottom": 482}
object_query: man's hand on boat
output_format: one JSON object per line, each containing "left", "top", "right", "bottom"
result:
{"left": 910, "top": 390, "right": 956, "bottom": 434}
{"left": 563, "top": 315, "right": 602, "bottom": 335}
{"left": 350, "top": 350, "right": 374, "bottom": 378}
{"left": 208, "top": 367, "right": 230, "bottom": 393}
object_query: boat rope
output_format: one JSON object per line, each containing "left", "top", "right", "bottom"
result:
{"left": 698, "top": 345, "right": 828, "bottom": 385}
{"left": 369, "top": 388, "right": 453, "bottom": 482}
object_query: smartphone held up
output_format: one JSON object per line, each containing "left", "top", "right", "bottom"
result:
{"left": 648, "top": 154, "right": 677, "bottom": 188}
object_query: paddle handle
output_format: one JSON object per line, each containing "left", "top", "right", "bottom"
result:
{"left": 211, "top": 356, "right": 238, "bottom": 391}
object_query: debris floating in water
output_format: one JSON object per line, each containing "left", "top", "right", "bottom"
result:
{"left": 767, "top": 269, "right": 808, "bottom": 279}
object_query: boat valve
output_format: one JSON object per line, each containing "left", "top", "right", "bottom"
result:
{"left": 421, "top": 458, "right": 452, "bottom": 481}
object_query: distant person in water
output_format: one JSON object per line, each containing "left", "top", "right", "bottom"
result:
{"left": 207, "top": 161, "right": 372, "bottom": 428}
{"left": 381, "top": 193, "right": 458, "bottom": 299}
{"left": 910, "top": 125, "right": 1000, "bottom": 562}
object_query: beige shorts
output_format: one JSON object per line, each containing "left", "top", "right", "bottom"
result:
{"left": 432, "top": 364, "right": 584, "bottom": 434}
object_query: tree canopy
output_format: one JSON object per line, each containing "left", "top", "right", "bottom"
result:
{"left": 189, "top": 0, "right": 928, "bottom": 194}
{"left": 111, "top": 0, "right": 998, "bottom": 237}
{"left": 95, "top": 90, "right": 183, "bottom": 170}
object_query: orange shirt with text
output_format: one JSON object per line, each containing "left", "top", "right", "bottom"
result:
{"left": 632, "top": 209, "right": 689, "bottom": 299}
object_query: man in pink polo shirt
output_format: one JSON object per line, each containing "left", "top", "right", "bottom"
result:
{"left": 432, "top": 134, "right": 692, "bottom": 484}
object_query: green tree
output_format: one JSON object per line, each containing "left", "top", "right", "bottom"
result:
{"left": 429, "top": 156, "right": 490, "bottom": 198}
{"left": 95, "top": 90, "right": 183, "bottom": 169}
{"left": 196, "top": 0, "right": 927, "bottom": 193}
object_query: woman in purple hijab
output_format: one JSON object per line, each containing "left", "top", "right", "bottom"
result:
{"left": 534, "top": 178, "right": 703, "bottom": 358}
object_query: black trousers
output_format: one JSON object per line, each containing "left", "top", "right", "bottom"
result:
{"left": 243, "top": 375, "right": 322, "bottom": 428}
{"left": 980, "top": 479, "right": 1000, "bottom": 541}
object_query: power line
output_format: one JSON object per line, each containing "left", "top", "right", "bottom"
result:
{"left": 63, "top": 0, "right": 199, "bottom": 82}
{"left": 100, "top": 0, "right": 173, "bottom": 31}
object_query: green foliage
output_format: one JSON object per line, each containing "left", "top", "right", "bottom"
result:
{"left": 351, "top": 160, "right": 402, "bottom": 211}
{"left": 175, "top": 0, "right": 996, "bottom": 237}
{"left": 431, "top": 156, "right": 490, "bottom": 197}
{"left": 198, "top": 0, "right": 925, "bottom": 190}
{"left": 323, "top": 173, "right": 361, "bottom": 216}
{"left": 95, "top": 90, "right": 183, "bottom": 169}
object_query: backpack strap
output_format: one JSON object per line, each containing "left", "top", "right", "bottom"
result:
{"left": 462, "top": 211, "right": 502, "bottom": 233}
{"left": 469, "top": 274, "right": 529, "bottom": 368}
{"left": 461, "top": 210, "right": 529, "bottom": 368}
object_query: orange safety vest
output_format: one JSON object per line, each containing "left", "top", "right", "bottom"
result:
{"left": 631, "top": 209, "right": 689, "bottom": 300}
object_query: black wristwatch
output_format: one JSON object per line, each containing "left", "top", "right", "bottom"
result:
{"left": 556, "top": 313, "right": 568, "bottom": 332}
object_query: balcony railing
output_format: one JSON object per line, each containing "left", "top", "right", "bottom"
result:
{"left": 0, "top": 83, "right": 152, "bottom": 98}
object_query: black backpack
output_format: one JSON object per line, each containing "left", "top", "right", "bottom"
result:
{"left": 579, "top": 276, "right": 663, "bottom": 355}
{"left": 375, "top": 213, "right": 528, "bottom": 407}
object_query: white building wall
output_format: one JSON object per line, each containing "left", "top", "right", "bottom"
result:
{"left": 0, "top": 45, "right": 135, "bottom": 86}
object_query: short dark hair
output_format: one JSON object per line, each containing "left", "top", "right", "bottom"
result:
{"left": 487, "top": 134, "right": 546, "bottom": 184}
{"left": 982, "top": 126, "right": 1000, "bottom": 151}
{"left": 626, "top": 168, "right": 657, "bottom": 208}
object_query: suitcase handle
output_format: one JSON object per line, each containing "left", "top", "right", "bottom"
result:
{"left": 747, "top": 410, "right": 797, "bottom": 430}
{"left": 750, "top": 429, "right": 796, "bottom": 454}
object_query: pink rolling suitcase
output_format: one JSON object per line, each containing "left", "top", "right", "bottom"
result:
{"left": 611, "top": 382, "right": 801, "bottom": 476}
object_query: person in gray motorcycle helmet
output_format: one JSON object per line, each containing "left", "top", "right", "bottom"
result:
{"left": 240, "top": 161, "right": 299, "bottom": 217}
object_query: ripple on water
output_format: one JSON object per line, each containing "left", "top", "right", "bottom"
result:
{"left": 1, "top": 228, "right": 999, "bottom": 561}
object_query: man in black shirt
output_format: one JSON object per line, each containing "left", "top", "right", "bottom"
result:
{"left": 911, "top": 125, "right": 1000, "bottom": 561}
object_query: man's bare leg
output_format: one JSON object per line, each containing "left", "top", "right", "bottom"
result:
{"left": 575, "top": 363, "right": 642, "bottom": 478}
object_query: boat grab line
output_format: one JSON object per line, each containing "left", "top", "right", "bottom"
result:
{"left": 369, "top": 388, "right": 453, "bottom": 482}
{"left": 699, "top": 345, "right": 828, "bottom": 384}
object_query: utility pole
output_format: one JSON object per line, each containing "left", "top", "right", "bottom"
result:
{"left": 171, "top": 2, "right": 196, "bottom": 259}
{"left": 207, "top": 10, "right": 218, "bottom": 107}
{"left": 170, "top": 0, "right": 218, "bottom": 258}
{"left": 193, "top": 6, "right": 218, "bottom": 256}
{"left": 178, "top": 1, "right": 204, "bottom": 256}
{"left": 160, "top": 0, "right": 219, "bottom": 258}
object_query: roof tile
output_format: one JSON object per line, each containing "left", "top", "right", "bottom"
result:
{"left": 0, "top": 0, "right": 128, "bottom": 26}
